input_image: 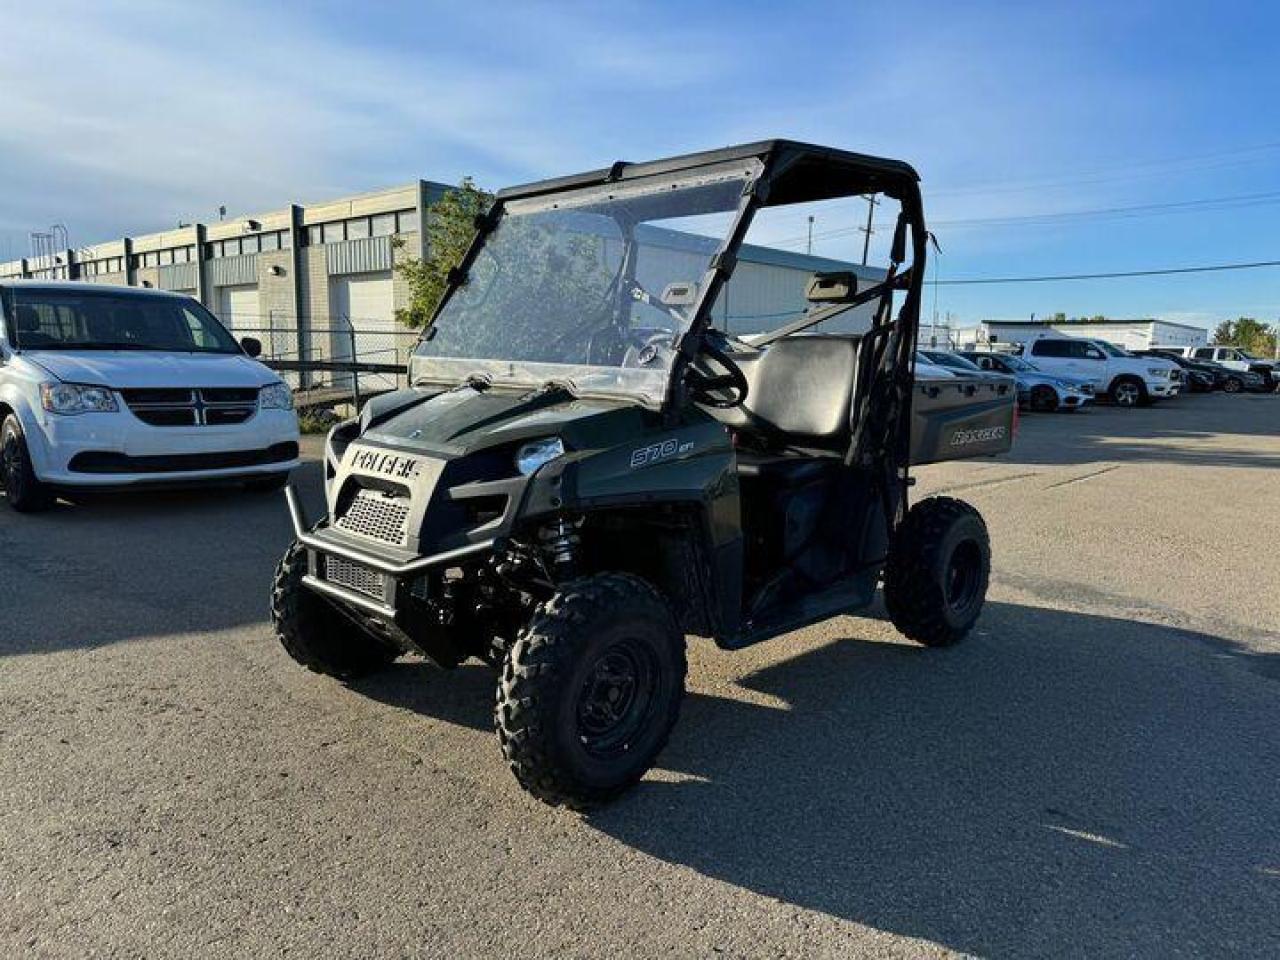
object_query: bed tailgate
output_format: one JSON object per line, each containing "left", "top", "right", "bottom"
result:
{"left": 909, "top": 375, "right": 1016, "bottom": 465}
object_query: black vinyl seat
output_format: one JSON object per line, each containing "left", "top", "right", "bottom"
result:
{"left": 715, "top": 334, "right": 860, "bottom": 484}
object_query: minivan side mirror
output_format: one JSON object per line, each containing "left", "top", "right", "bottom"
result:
{"left": 241, "top": 336, "right": 262, "bottom": 358}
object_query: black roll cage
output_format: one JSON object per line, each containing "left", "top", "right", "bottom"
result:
{"left": 425, "top": 139, "right": 927, "bottom": 509}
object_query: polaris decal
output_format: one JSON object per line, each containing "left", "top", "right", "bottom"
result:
{"left": 950, "top": 426, "right": 1007, "bottom": 447}
{"left": 349, "top": 448, "right": 423, "bottom": 479}
{"left": 630, "top": 438, "right": 694, "bottom": 469}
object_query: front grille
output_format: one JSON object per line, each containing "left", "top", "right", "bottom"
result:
{"left": 68, "top": 442, "right": 298, "bottom": 474}
{"left": 335, "top": 488, "right": 411, "bottom": 545}
{"left": 122, "top": 387, "right": 258, "bottom": 427}
{"left": 323, "top": 556, "right": 385, "bottom": 601}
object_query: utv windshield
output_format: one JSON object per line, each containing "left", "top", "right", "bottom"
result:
{"left": 411, "top": 160, "right": 759, "bottom": 405}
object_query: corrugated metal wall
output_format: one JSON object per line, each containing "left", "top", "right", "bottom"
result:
{"left": 157, "top": 262, "right": 197, "bottom": 291}
{"left": 209, "top": 253, "right": 258, "bottom": 287}
{"left": 326, "top": 236, "right": 393, "bottom": 276}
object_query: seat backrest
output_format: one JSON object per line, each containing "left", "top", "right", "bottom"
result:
{"left": 739, "top": 334, "right": 859, "bottom": 448}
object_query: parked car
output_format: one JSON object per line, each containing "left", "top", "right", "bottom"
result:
{"left": 1159, "top": 344, "right": 1278, "bottom": 392}
{"left": 913, "top": 352, "right": 959, "bottom": 379}
{"left": 955, "top": 350, "right": 1093, "bottom": 412}
{"left": 1023, "top": 336, "right": 1180, "bottom": 406}
{"left": 0, "top": 281, "right": 300, "bottom": 511}
{"left": 1132, "top": 350, "right": 1218, "bottom": 392}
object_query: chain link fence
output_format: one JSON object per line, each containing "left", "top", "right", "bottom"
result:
{"left": 219, "top": 312, "right": 420, "bottom": 410}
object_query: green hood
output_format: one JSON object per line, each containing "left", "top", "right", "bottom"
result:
{"left": 362, "top": 385, "right": 656, "bottom": 457}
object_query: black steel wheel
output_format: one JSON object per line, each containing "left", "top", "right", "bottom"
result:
{"left": 884, "top": 496, "right": 991, "bottom": 647}
{"left": 1, "top": 415, "right": 54, "bottom": 513}
{"left": 495, "top": 573, "right": 686, "bottom": 809}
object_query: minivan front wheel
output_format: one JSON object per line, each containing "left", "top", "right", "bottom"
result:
{"left": 1, "top": 415, "right": 55, "bottom": 513}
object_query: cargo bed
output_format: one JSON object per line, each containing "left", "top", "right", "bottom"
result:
{"left": 910, "top": 373, "right": 1016, "bottom": 465}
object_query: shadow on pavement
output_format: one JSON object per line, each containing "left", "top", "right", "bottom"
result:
{"left": 574, "top": 601, "right": 1280, "bottom": 956}
{"left": 0, "top": 460, "right": 326, "bottom": 657}
{"left": 1003, "top": 393, "right": 1280, "bottom": 470}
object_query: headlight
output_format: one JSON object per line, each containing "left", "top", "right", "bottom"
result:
{"left": 259, "top": 382, "right": 294, "bottom": 410}
{"left": 515, "top": 437, "right": 564, "bottom": 476}
{"left": 40, "top": 382, "right": 118, "bottom": 415}
{"left": 1147, "top": 367, "right": 1169, "bottom": 378}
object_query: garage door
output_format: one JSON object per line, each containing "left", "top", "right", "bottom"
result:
{"left": 330, "top": 272, "right": 396, "bottom": 390}
{"left": 217, "top": 285, "right": 261, "bottom": 336}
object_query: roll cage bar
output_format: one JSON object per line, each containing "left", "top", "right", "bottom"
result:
{"left": 427, "top": 139, "right": 928, "bottom": 507}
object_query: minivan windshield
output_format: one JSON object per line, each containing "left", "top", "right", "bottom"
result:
{"left": 411, "top": 160, "right": 758, "bottom": 405}
{"left": 4, "top": 287, "right": 241, "bottom": 354}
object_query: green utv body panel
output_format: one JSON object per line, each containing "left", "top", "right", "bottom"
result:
{"left": 326, "top": 385, "right": 744, "bottom": 631}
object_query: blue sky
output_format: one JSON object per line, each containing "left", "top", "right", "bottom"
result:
{"left": 1, "top": 0, "right": 1277, "bottom": 330}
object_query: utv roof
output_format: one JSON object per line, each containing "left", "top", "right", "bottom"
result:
{"left": 496, "top": 139, "right": 921, "bottom": 206}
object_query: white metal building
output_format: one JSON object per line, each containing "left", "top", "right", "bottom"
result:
{"left": 956, "top": 319, "right": 1209, "bottom": 352}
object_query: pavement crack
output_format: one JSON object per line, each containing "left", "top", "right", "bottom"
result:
{"left": 1045, "top": 464, "right": 1121, "bottom": 488}
{"left": 931, "top": 471, "right": 1041, "bottom": 496}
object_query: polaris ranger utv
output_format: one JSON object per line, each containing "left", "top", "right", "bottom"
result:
{"left": 272, "top": 140, "right": 1014, "bottom": 808}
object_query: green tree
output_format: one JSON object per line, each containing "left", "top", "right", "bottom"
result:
{"left": 1213, "top": 317, "right": 1278, "bottom": 356}
{"left": 394, "top": 177, "right": 494, "bottom": 328}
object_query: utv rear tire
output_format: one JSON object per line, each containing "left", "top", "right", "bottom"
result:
{"left": 495, "top": 573, "right": 686, "bottom": 809}
{"left": 1, "top": 415, "right": 55, "bottom": 513}
{"left": 270, "top": 540, "right": 401, "bottom": 680}
{"left": 884, "top": 496, "right": 991, "bottom": 648}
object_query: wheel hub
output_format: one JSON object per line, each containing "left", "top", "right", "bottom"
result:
{"left": 576, "top": 640, "right": 656, "bottom": 757}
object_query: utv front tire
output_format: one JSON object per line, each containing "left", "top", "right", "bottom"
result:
{"left": 495, "top": 573, "right": 686, "bottom": 809}
{"left": 270, "top": 540, "right": 400, "bottom": 680}
{"left": 1, "top": 415, "right": 55, "bottom": 513}
{"left": 884, "top": 496, "right": 991, "bottom": 647}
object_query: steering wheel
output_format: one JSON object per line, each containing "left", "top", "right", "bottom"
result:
{"left": 686, "top": 339, "right": 749, "bottom": 408}
{"left": 622, "top": 331, "right": 676, "bottom": 369}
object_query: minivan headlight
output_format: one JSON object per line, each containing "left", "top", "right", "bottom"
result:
{"left": 515, "top": 437, "right": 564, "bottom": 476}
{"left": 259, "top": 382, "right": 294, "bottom": 410}
{"left": 40, "top": 382, "right": 118, "bottom": 414}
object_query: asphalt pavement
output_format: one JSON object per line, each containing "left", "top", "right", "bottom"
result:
{"left": 1, "top": 392, "right": 1278, "bottom": 958}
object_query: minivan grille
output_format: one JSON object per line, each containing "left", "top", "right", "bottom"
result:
{"left": 334, "top": 488, "right": 411, "bottom": 545}
{"left": 122, "top": 387, "right": 258, "bottom": 427}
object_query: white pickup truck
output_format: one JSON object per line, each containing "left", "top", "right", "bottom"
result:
{"left": 1162, "top": 344, "right": 1278, "bottom": 391}
{"left": 1023, "top": 336, "right": 1180, "bottom": 407}
{"left": 0, "top": 281, "right": 300, "bottom": 511}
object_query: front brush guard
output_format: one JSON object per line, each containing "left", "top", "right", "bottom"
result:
{"left": 284, "top": 484, "right": 495, "bottom": 621}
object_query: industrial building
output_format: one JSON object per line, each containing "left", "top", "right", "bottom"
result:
{"left": 0, "top": 182, "right": 883, "bottom": 377}
{"left": 955, "top": 318, "right": 1209, "bottom": 352}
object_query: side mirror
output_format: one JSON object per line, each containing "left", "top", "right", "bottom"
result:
{"left": 805, "top": 271, "right": 858, "bottom": 303}
{"left": 660, "top": 281, "right": 698, "bottom": 307}
{"left": 241, "top": 336, "right": 262, "bottom": 358}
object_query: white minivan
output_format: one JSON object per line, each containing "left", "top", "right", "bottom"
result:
{"left": 0, "top": 281, "right": 299, "bottom": 511}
